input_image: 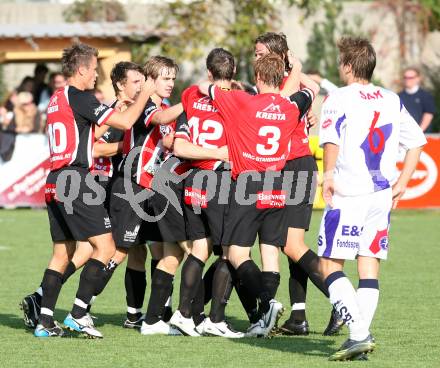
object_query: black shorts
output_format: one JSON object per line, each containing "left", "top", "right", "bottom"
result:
{"left": 283, "top": 155, "right": 318, "bottom": 231}
{"left": 149, "top": 179, "right": 187, "bottom": 243}
{"left": 183, "top": 168, "right": 230, "bottom": 247}
{"left": 46, "top": 167, "right": 111, "bottom": 242}
{"left": 221, "top": 172, "right": 288, "bottom": 248}
{"left": 108, "top": 175, "right": 161, "bottom": 249}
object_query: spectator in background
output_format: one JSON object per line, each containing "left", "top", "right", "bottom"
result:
{"left": 38, "top": 72, "right": 67, "bottom": 112}
{"left": 399, "top": 66, "right": 436, "bottom": 133}
{"left": 5, "top": 76, "right": 35, "bottom": 111}
{"left": 32, "top": 63, "right": 49, "bottom": 105}
{"left": 11, "top": 92, "right": 42, "bottom": 134}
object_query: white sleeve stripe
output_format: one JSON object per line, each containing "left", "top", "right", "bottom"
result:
{"left": 97, "top": 108, "right": 114, "bottom": 125}
{"left": 208, "top": 84, "right": 215, "bottom": 100}
{"left": 300, "top": 88, "right": 315, "bottom": 101}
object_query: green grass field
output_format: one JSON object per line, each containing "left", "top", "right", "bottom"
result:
{"left": 0, "top": 209, "right": 439, "bottom": 367}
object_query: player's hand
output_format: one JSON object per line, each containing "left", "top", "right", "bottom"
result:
{"left": 162, "top": 131, "right": 175, "bottom": 151}
{"left": 306, "top": 110, "right": 318, "bottom": 128}
{"left": 322, "top": 178, "right": 335, "bottom": 208}
{"left": 391, "top": 182, "right": 406, "bottom": 209}
{"left": 217, "top": 145, "right": 229, "bottom": 162}
{"left": 142, "top": 77, "right": 156, "bottom": 96}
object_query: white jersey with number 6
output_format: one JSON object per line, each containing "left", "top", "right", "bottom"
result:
{"left": 319, "top": 83, "right": 426, "bottom": 196}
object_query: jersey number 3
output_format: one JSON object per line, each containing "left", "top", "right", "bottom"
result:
{"left": 256, "top": 126, "right": 281, "bottom": 155}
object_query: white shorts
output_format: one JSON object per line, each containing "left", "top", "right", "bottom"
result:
{"left": 317, "top": 188, "right": 392, "bottom": 260}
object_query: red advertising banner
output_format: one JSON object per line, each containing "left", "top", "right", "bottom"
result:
{"left": 398, "top": 135, "right": 440, "bottom": 208}
{"left": 0, "top": 134, "right": 50, "bottom": 208}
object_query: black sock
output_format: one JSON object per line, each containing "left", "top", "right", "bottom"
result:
{"left": 39, "top": 269, "right": 63, "bottom": 328}
{"left": 71, "top": 259, "right": 106, "bottom": 319}
{"left": 192, "top": 281, "right": 205, "bottom": 326}
{"left": 288, "top": 258, "right": 307, "bottom": 322}
{"left": 145, "top": 269, "right": 174, "bottom": 324}
{"left": 203, "top": 259, "right": 220, "bottom": 305}
{"left": 125, "top": 267, "right": 147, "bottom": 321}
{"left": 62, "top": 261, "right": 77, "bottom": 284}
{"left": 209, "top": 260, "right": 234, "bottom": 323}
{"left": 235, "top": 279, "right": 259, "bottom": 323}
{"left": 262, "top": 271, "right": 280, "bottom": 300}
{"left": 297, "top": 249, "right": 329, "bottom": 298}
{"left": 151, "top": 259, "right": 159, "bottom": 280}
{"left": 236, "top": 260, "right": 270, "bottom": 315}
{"left": 178, "top": 254, "right": 205, "bottom": 318}
{"left": 33, "top": 286, "right": 43, "bottom": 306}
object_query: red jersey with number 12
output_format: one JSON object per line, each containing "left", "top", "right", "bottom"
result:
{"left": 176, "top": 85, "right": 226, "bottom": 170}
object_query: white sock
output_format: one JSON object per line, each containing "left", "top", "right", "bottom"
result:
{"left": 165, "top": 295, "right": 172, "bottom": 307}
{"left": 356, "top": 279, "right": 379, "bottom": 330}
{"left": 326, "top": 272, "right": 369, "bottom": 341}
{"left": 36, "top": 287, "right": 43, "bottom": 297}
{"left": 89, "top": 295, "right": 96, "bottom": 306}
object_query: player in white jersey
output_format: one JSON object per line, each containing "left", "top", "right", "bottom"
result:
{"left": 318, "top": 37, "right": 426, "bottom": 361}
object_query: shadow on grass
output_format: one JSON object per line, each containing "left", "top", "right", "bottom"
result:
{"left": 223, "top": 316, "right": 336, "bottom": 357}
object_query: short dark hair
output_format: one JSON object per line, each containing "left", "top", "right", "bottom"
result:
{"left": 254, "top": 53, "right": 284, "bottom": 88}
{"left": 48, "top": 72, "right": 63, "bottom": 81}
{"left": 34, "top": 63, "right": 48, "bottom": 75}
{"left": 255, "top": 32, "right": 290, "bottom": 72}
{"left": 337, "top": 37, "right": 376, "bottom": 81}
{"left": 61, "top": 43, "right": 99, "bottom": 78}
{"left": 110, "top": 61, "right": 144, "bottom": 95}
{"left": 143, "top": 56, "right": 179, "bottom": 80}
{"left": 206, "top": 48, "right": 235, "bottom": 81}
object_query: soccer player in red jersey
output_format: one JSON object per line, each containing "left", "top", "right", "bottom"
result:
{"left": 254, "top": 32, "right": 342, "bottom": 336}
{"left": 199, "top": 53, "right": 319, "bottom": 337}
{"left": 21, "top": 43, "right": 155, "bottom": 338}
{"left": 169, "top": 48, "right": 242, "bottom": 337}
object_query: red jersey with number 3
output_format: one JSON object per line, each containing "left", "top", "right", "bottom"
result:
{"left": 46, "top": 86, "right": 114, "bottom": 171}
{"left": 209, "top": 85, "right": 313, "bottom": 179}
{"left": 175, "top": 85, "right": 226, "bottom": 170}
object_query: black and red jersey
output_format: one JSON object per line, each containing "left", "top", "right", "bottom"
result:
{"left": 279, "top": 75, "right": 313, "bottom": 160}
{"left": 121, "top": 99, "right": 187, "bottom": 189}
{"left": 46, "top": 86, "right": 114, "bottom": 171}
{"left": 175, "top": 85, "right": 226, "bottom": 170}
{"left": 208, "top": 85, "right": 313, "bottom": 179}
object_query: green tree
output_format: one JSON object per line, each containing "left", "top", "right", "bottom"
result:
{"left": 63, "top": 0, "right": 126, "bottom": 22}
{"left": 303, "top": 0, "right": 364, "bottom": 85}
{"left": 155, "top": 0, "right": 280, "bottom": 82}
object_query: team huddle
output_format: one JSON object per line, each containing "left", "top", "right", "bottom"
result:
{"left": 20, "top": 33, "right": 426, "bottom": 361}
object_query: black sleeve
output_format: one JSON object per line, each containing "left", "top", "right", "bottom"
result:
{"left": 288, "top": 89, "right": 314, "bottom": 119}
{"left": 100, "top": 127, "right": 124, "bottom": 143}
{"left": 70, "top": 90, "right": 114, "bottom": 126}
{"left": 174, "top": 111, "right": 191, "bottom": 140}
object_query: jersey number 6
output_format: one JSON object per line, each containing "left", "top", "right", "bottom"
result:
{"left": 368, "top": 111, "right": 385, "bottom": 154}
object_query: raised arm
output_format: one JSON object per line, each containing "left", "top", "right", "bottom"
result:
{"left": 105, "top": 78, "right": 156, "bottom": 130}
